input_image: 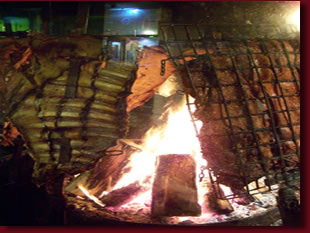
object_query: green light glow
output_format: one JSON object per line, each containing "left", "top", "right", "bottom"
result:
{"left": 0, "top": 19, "right": 5, "bottom": 32}
{"left": 4, "top": 17, "right": 30, "bottom": 32}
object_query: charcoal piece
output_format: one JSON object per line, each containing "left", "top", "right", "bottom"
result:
{"left": 151, "top": 154, "right": 201, "bottom": 217}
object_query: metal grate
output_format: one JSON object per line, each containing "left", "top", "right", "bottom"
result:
{"left": 159, "top": 23, "right": 300, "bottom": 199}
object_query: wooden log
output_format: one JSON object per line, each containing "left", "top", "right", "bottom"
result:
{"left": 204, "top": 183, "right": 234, "bottom": 215}
{"left": 151, "top": 154, "right": 201, "bottom": 217}
{"left": 100, "top": 181, "right": 147, "bottom": 207}
{"left": 64, "top": 171, "right": 91, "bottom": 197}
{"left": 64, "top": 139, "right": 139, "bottom": 197}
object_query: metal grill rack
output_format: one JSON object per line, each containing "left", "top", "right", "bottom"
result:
{"left": 159, "top": 23, "right": 300, "bottom": 199}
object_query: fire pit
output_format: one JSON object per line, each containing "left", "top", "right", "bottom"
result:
{"left": 63, "top": 153, "right": 287, "bottom": 226}
{"left": 62, "top": 21, "right": 300, "bottom": 226}
{"left": 64, "top": 186, "right": 282, "bottom": 226}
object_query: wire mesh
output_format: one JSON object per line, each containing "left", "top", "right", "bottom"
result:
{"left": 159, "top": 23, "right": 300, "bottom": 198}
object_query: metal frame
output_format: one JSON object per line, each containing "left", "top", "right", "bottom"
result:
{"left": 159, "top": 23, "right": 300, "bottom": 199}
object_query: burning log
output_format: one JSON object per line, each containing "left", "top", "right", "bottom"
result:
{"left": 100, "top": 181, "right": 147, "bottom": 207}
{"left": 65, "top": 139, "right": 140, "bottom": 197}
{"left": 151, "top": 154, "right": 201, "bottom": 217}
{"left": 84, "top": 139, "right": 141, "bottom": 197}
{"left": 64, "top": 171, "right": 91, "bottom": 197}
{"left": 204, "top": 183, "right": 234, "bottom": 214}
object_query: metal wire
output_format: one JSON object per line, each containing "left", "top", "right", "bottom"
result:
{"left": 159, "top": 23, "right": 300, "bottom": 198}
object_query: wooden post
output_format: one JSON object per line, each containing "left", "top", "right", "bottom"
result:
{"left": 151, "top": 154, "right": 201, "bottom": 217}
{"left": 75, "top": 2, "right": 90, "bottom": 34}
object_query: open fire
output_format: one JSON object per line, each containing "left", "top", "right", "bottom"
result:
{"left": 65, "top": 93, "right": 281, "bottom": 225}
{"left": 105, "top": 96, "right": 204, "bottom": 190}
{"left": 76, "top": 94, "right": 211, "bottom": 212}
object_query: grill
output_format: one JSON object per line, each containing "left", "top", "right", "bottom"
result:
{"left": 158, "top": 22, "right": 300, "bottom": 200}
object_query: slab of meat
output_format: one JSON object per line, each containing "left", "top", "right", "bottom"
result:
{"left": 178, "top": 39, "right": 300, "bottom": 191}
{"left": 0, "top": 36, "right": 137, "bottom": 184}
{"left": 126, "top": 46, "right": 176, "bottom": 112}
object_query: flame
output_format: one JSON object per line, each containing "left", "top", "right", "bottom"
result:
{"left": 70, "top": 91, "right": 275, "bottom": 224}
{"left": 219, "top": 184, "right": 234, "bottom": 197}
{"left": 75, "top": 93, "right": 215, "bottom": 220}
{"left": 78, "top": 185, "right": 106, "bottom": 207}
{"left": 105, "top": 95, "right": 208, "bottom": 207}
